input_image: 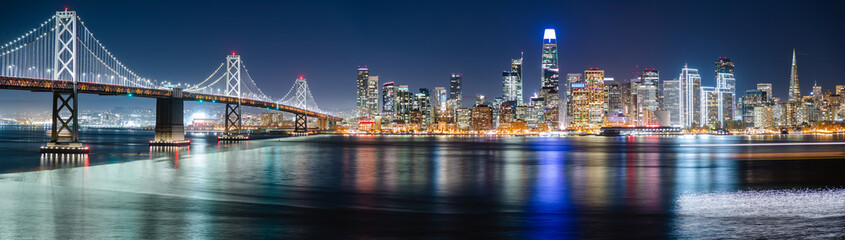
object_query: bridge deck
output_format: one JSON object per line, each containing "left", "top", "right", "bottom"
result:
{"left": 0, "top": 77, "right": 340, "bottom": 121}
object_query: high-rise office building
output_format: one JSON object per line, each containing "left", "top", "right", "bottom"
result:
{"left": 382, "top": 82, "right": 395, "bottom": 122}
{"left": 638, "top": 69, "right": 659, "bottom": 125}
{"left": 788, "top": 49, "right": 801, "bottom": 102}
{"left": 757, "top": 83, "right": 773, "bottom": 102}
{"left": 432, "top": 87, "right": 447, "bottom": 122}
{"left": 471, "top": 104, "right": 494, "bottom": 131}
{"left": 605, "top": 78, "right": 623, "bottom": 116}
{"left": 836, "top": 85, "right": 845, "bottom": 96}
{"left": 449, "top": 73, "right": 463, "bottom": 108}
{"left": 539, "top": 87, "right": 560, "bottom": 130}
{"left": 701, "top": 86, "right": 719, "bottom": 128}
{"left": 714, "top": 57, "right": 736, "bottom": 126}
{"left": 416, "top": 88, "right": 432, "bottom": 127}
{"left": 663, "top": 79, "right": 681, "bottom": 126}
{"left": 541, "top": 29, "right": 559, "bottom": 91}
{"left": 569, "top": 69, "right": 606, "bottom": 129}
{"left": 679, "top": 65, "right": 702, "bottom": 128}
{"left": 562, "top": 73, "right": 582, "bottom": 128}
{"left": 503, "top": 54, "right": 524, "bottom": 105}
{"left": 356, "top": 67, "right": 370, "bottom": 118}
{"left": 366, "top": 75, "right": 380, "bottom": 118}
{"left": 395, "top": 85, "right": 412, "bottom": 123}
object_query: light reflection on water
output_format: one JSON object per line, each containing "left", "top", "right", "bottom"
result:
{"left": 0, "top": 126, "right": 843, "bottom": 238}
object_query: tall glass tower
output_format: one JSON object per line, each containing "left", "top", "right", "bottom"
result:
{"left": 449, "top": 73, "right": 463, "bottom": 108}
{"left": 788, "top": 49, "right": 801, "bottom": 102}
{"left": 541, "top": 29, "right": 559, "bottom": 91}
{"left": 502, "top": 53, "right": 523, "bottom": 105}
{"left": 356, "top": 67, "right": 370, "bottom": 118}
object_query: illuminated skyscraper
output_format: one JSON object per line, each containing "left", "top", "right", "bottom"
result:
{"left": 638, "top": 69, "right": 659, "bottom": 125}
{"left": 678, "top": 65, "right": 701, "bottom": 128}
{"left": 568, "top": 69, "right": 606, "bottom": 129}
{"left": 663, "top": 79, "right": 681, "bottom": 126}
{"left": 356, "top": 67, "right": 370, "bottom": 118}
{"left": 714, "top": 57, "right": 736, "bottom": 126}
{"left": 788, "top": 49, "right": 801, "bottom": 102}
{"left": 541, "top": 29, "right": 559, "bottom": 91}
{"left": 382, "top": 82, "right": 395, "bottom": 121}
{"left": 366, "top": 75, "right": 380, "bottom": 118}
{"left": 449, "top": 73, "right": 463, "bottom": 108}
{"left": 562, "top": 73, "right": 582, "bottom": 128}
{"left": 502, "top": 53, "right": 523, "bottom": 105}
{"left": 757, "top": 83, "right": 773, "bottom": 102}
{"left": 395, "top": 85, "right": 412, "bottom": 123}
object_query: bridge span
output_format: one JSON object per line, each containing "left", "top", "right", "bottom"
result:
{"left": 0, "top": 10, "right": 340, "bottom": 153}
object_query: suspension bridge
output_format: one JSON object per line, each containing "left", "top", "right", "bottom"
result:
{"left": 0, "top": 10, "right": 340, "bottom": 153}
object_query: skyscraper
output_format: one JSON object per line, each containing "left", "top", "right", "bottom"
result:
{"left": 356, "top": 67, "right": 370, "bottom": 118}
{"left": 679, "top": 65, "right": 701, "bottom": 128}
{"left": 568, "top": 69, "right": 606, "bottom": 129}
{"left": 788, "top": 49, "right": 801, "bottom": 102}
{"left": 502, "top": 53, "right": 523, "bottom": 105}
{"left": 366, "top": 75, "right": 380, "bottom": 118}
{"left": 382, "top": 82, "right": 395, "bottom": 122}
{"left": 714, "top": 57, "right": 736, "bottom": 126}
{"left": 449, "top": 73, "right": 463, "bottom": 108}
{"left": 562, "top": 73, "right": 582, "bottom": 128}
{"left": 395, "top": 85, "right": 412, "bottom": 123}
{"left": 638, "top": 69, "right": 659, "bottom": 125}
{"left": 663, "top": 79, "right": 681, "bottom": 126}
{"left": 541, "top": 29, "right": 559, "bottom": 91}
{"left": 757, "top": 83, "right": 773, "bottom": 102}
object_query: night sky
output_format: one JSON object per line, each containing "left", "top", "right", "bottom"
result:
{"left": 1, "top": 0, "right": 844, "bottom": 114}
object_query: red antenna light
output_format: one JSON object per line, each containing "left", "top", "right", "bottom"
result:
{"left": 65, "top": 7, "right": 68, "bottom": 11}
{"left": 299, "top": 75, "right": 304, "bottom": 79}
{"left": 231, "top": 51, "right": 236, "bottom": 55}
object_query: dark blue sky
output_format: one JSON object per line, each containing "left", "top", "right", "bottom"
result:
{"left": 1, "top": 0, "right": 844, "bottom": 114}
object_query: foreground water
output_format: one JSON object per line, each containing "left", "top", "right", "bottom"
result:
{"left": 0, "top": 126, "right": 843, "bottom": 239}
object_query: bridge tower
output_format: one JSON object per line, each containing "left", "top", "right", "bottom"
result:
{"left": 42, "top": 10, "right": 87, "bottom": 153}
{"left": 220, "top": 54, "right": 247, "bottom": 140}
{"left": 293, "top": 77, "right": 308, "bottom": 133}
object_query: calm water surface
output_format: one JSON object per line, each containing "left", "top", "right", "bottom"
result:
{"left": 0, "top": 126, "right": 843, "bottom": 239}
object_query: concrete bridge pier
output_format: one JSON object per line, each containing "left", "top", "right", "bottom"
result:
{"left": 150, "top": 88, "right": 190, "bottom": 146}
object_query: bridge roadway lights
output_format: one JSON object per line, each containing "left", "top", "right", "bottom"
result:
{"left": 151, "top": 88, "right": 189, "bottom": 146}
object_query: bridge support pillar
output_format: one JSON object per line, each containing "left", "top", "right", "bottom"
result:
{"left": 151, "top": 88, "right": 189, "bottom": 146}
{"left": 295, "top": 114, "right": 307, "bottom": 133}
{"left": 41, "top": 91, "right": 88, "bottom": 153}
{"left": 318, "top": 118, "right": 327, "bottom": 131}
{"left": 219, "top": 102, "right": 248, "bottom": 141}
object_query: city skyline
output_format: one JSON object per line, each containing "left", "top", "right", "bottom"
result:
{"left": 1, "top": 1, "right": 844, "bottom": 115}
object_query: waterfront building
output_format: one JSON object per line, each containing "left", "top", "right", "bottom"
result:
{"left": 449, "top": 73, "right": 463, "bottom": 109}
{"left": 679, "top": 65, "right": 702, "bottom": 128}
{"left": 456, "top": 108, "right": 471, "bottom": 130}
{"left": 503, "top": 54, "right": 524, "bottom": 105}
{"left": 471, "top": 104, "right": 494, "bottom": 131}
{"left": 754, "top": 104, "right": 774, "bottom": 129}
{"left": 527, "top": 95, "right": 545, "bottom": 128}
{"left": 541, "top": 29, "right": 560, "bottom": 91}
{"left": 701, "top": 86, "right": 719, "bottom": 128}
{"left": 382, "top": 82, "right": 395, "bottom": 122}
{"left": 663, "top": 79, "right": 681, "bottom": 127}
{"left": 836, "top": 85, "right": 845, "bottom": 96}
